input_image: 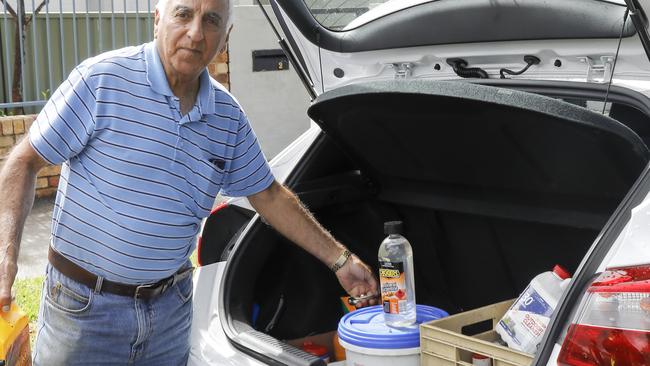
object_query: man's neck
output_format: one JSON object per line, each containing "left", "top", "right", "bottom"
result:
{"left": 168, "top": 76, "right": 200, "bottom": 116}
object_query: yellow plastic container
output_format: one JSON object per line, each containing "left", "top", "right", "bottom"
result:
{"left": 0, "top": 302, "right": 31, "bottom": 366}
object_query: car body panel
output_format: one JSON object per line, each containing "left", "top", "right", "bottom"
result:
{"left": 189, "top": 262, "right": 266, "bottom": 366}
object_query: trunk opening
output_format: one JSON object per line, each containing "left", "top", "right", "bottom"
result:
{"left": 221, "top": 80, "right": 650, "bottom": 352}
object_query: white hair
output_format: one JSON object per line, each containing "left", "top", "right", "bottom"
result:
{"left": 156, "top": 0, "right": 169, "bottom": 16}
{"left": 156, "top": 0, "right": 233, "bottom": 27}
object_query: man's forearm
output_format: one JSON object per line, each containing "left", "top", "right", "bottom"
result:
{"left": 0, "top": 139, "right": 46, "bottom": 276}
{"left": 248, "top": 181, "right": 344, "bottom": 267}
{"left": 0, "top": 155, "right": 39, "bottom": 267}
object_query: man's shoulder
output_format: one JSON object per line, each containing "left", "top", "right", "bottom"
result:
{"left": 76, "top": 44, "right": 147, "bottom": 78}
{"left": 208, "top": 76, "right": 244, "bottom": 117}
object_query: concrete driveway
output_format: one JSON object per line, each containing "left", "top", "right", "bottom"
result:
{"left": 17, "top": 196, "right": 53, "bottom": 279}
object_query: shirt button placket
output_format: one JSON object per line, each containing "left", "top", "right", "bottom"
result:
{"left": 167, "top": 96, "right": 183, "bottom": 162}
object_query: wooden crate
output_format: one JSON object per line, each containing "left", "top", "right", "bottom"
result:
{"left": 420, "top": 299, "right": 533, "bottom": 366}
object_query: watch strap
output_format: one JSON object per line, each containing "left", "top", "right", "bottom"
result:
{"left": 330, "top": 249, "right": 352, "bottom": 273}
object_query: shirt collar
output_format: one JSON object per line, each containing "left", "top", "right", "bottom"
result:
{"left": 145, "top": 42, "right": 215, "bottom": 118}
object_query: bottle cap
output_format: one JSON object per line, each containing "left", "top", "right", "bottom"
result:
{"left": 553, "top": 265, "right": 571, "bottom": 280}
{"left": 384, "top": 221, "right": 403, "bottom": 235}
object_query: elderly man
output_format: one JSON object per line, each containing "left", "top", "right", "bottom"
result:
{"left": 0, "top": 0, "right": 378, "bottom": 364}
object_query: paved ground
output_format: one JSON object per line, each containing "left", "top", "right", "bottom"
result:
{"left": 17, "top": 196, "right": 54, "bottom": 279}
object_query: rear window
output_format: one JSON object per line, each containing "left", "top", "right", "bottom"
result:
{"left": 303, "top": 0, "right": 626, "bottom": 31}
{"left": 303, "top": 0, "right": 419, "bottom": 30}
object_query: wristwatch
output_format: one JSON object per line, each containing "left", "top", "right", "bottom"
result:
{"left": 330, "top": 249, "right": 352, "bottom": 273}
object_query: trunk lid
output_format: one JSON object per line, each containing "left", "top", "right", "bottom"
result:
{"left": 268, "top": 0, "right": 650, "bottom": 95}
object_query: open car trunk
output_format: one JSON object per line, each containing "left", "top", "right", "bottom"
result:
{"left": 219, "top": 80, "right": 650, "bottom": 359}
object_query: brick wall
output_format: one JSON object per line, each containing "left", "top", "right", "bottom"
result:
{"left": 0, "top": 50, "right": 231, "bottom": 199}
{"left": 209, "top": 48, "right": 230, "bottom": 90}
{"left": 0, "top": 115, "right": 60, "bottom": 198}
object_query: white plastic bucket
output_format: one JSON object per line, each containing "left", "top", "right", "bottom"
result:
{"left": 338, "top": 338, "right": 420, "bottom": 366}
{"left": 337, "top": 305, "right": 447, "bottom": 366}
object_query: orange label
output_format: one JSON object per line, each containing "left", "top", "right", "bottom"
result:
{"left": 379, "top": 261, "right": 406, "bottom": 314}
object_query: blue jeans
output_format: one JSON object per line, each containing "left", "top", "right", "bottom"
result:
{"left": 33, "top": 262, "right": 193, "bottom": 365}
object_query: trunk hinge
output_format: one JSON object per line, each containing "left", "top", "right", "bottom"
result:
{"left": 390, "top": 62, "right": 413, "bottom": 79}
{"left": 577, "top": 56, "right": 615, "bottom": 83}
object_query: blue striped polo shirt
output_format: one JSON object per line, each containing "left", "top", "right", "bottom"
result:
{"left": 29, "top": 42, "right": 275, "bottom": 284}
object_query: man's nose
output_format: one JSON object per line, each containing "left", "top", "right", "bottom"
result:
{"left": 186, "top": 16, "right": 205, "bottom": 42}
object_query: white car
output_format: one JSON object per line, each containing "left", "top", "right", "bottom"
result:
{"left": 189, "top": 0, "right": 650, "bottom": 365}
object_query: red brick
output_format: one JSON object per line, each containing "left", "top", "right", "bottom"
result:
{"left": 1, "top": 119, "right": 13, "bottom": 135}
{"left": 38, "top": 164, "right": 61, "bottom": 177}
{"left": 217, "top": 50, "right": 228, "bottom": 63}
{"left": 12, "top": 119, "right": 24, "bottom": 134}
{"left": 0, "top": 135, "right": 14, "bottom": 148}
{"left": 207, "top": 64, "right": 218, "bottom": 77}
{"left": 36, "top": 177, "right": 48, "bottom": 189}
{"left": 216, "top": 73, "right": 229, "bottom": 84}
{"left": 216, "top": 62, "right": 229, "bottom": 74}
{"left": 48, "top": 176, "right": 59, "bottom": 187}
{"left": 35, "top": 187, "right": 57, "bottom": 198}
{"left": 23, "top": 115, "right": 36, "bottom": 130}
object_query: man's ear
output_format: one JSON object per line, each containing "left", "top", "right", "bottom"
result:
{"left": 219, "top": 25, "right": 234, "bottom": 54}
{"left": 153, "top": 8, "right": 161, "bottom": 39}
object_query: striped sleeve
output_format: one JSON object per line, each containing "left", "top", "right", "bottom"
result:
{"left": 220, "top": 110, "right": 274, "bottom": 197}
{"left": 29, "top": 66, "right": 96, "bottom": 164}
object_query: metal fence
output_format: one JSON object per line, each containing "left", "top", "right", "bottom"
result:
{"left": 0, "top": 0, "right": 156, "bottom": 113}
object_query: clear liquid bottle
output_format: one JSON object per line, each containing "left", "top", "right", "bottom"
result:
{"left": 378, "top": 221, "right": 417, "bottom": 327}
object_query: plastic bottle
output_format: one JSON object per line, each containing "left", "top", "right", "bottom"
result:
{"left": 0, "top": 301, "right": 31, "bottom": 366}
{"left": 495, "top": 265, "right": 571, "bottom": 355}
{"left": 378, "top": 221, "right": 416, "bottom": 327}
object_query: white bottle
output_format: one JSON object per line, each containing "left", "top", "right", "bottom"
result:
{"left": 495, "top": 265, "right": 571, "bottom": 354}
{"left": 378, "top": 221, "right": 417, "bottom": 327}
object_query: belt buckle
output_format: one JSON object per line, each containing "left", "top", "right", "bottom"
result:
{"left": 135, "top": 278, "right": 172, "bottom": 299}
{"left": 135, "top": 282, "right": 160, "bottom": 299}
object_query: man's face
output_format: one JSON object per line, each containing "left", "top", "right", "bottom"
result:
{"left": 155, "top": 0, "right": 230, "bottom": 82}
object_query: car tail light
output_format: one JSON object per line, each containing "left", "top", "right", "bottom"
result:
{"left": 557, "top": 264, "right": 650, "bottom": 366}
{"left": 196, "top": 202, "right": 230, "bottom": 267}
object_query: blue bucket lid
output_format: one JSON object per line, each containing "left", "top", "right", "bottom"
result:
{"left": 337, "top": 305, "right": 448, "bottom": 349}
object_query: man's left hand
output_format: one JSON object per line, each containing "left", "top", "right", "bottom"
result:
{"left": 335, "top": 254, "right": 379, "bottom": 308}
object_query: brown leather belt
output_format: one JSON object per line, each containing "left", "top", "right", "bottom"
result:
{"left": 48, "top": 247, "right": 194, "bottom": 300}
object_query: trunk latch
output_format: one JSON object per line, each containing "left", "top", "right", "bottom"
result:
{"left": 390, "top": 62, "right": 413, "bottom": 78}
{"left": 577, "top": 56, "right": 615, "bottom": 83}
